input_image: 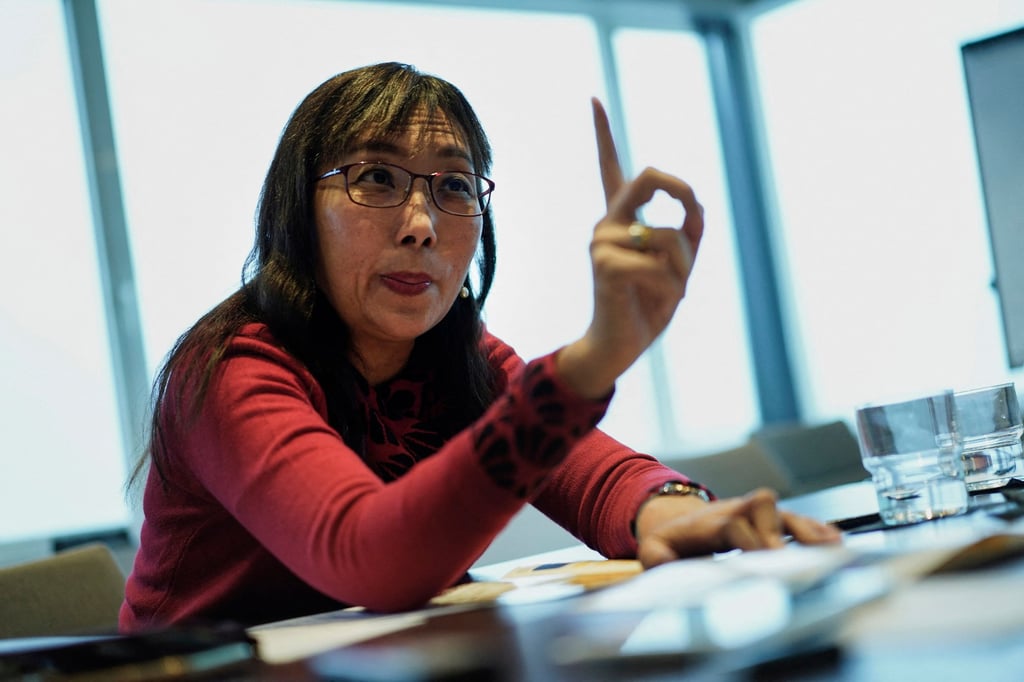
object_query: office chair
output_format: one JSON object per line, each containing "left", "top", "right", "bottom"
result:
{"left": 666, "top": 441, "right": 795, "bottom": 500}
{"left": 750, "top": 420, "right": 869, "bottom": 496}
{"left": 0, "top": 542, "right": 126, "bottom": 639}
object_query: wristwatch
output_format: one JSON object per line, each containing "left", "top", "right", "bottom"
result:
{"left": 650, "top": 480, "right": 711, "bottom": 503}
{"left": 632, "top": 480, "right": 711, "bottom": 537}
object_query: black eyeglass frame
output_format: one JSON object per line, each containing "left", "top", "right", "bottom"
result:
{"left": 316, "top": 161, "right": 495, "bottom": 217}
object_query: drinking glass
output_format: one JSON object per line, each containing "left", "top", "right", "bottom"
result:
{"left": 955, "top": 382, "right": 1023, "bottom": 491}
{"left": 855, "top": 391, "right": 968, "bottom": 526}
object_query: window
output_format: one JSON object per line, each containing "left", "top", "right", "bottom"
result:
{"left": 609, "top": 28, "right": 758, "bottom": 454}
{"left": 0, "top": 0, "right": 128, "bottom": 543}
{"left": 751, "top": 0, "right": 1024, "bottom": 421}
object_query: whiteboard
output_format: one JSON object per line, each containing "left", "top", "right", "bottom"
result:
{"left": 962, "top": 25, "right": 1024, "bottom": 368}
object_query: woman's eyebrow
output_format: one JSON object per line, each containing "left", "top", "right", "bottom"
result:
{"left": 443, "top": 152, "right": 474, "bottom": 167}
{"left": 434, "top": 144, "right": 472, "bottom": 162}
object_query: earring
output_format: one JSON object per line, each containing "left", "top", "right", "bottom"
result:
{"left": 460, "top": 286, "right": 470, "bottom": 299}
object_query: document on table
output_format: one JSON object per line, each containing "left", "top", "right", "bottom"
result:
{"left": 249, "top": 610, "right": 428, "bottom": 664}
{"left": 433, "top": 529, "right": 1024, "bottom": 612}
{"left": 432, "top": 558, "right": 644, "bottom": 606}
{"left": 839, "top": 569, "right": 1024, "bottom": 645}
{"left": 573, "top": 544, "right": 863, "bottom": 614}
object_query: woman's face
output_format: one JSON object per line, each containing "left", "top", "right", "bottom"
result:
{"left": 313, "top": 109, "right": 483, "bottom": 374}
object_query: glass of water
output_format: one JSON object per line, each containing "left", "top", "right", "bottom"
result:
{"left": 955, "top": 382, "right": 1023, "bottom": 491}
{"left": 855, "top": 391, "right": 968, "bottom": 526}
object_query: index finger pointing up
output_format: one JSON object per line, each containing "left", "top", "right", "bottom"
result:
{"left": 592, "top": 97, "right": 625, "bottom": 207}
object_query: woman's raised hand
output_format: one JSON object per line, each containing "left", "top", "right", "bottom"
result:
{"left": 556, "top": 98, "right": 705, "bottom": 400}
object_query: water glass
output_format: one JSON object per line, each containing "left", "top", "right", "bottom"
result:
{"left": 955, "top": 382, "right": 1023, "bottom": 491}
{"left": 855, "top": 391, "right": 968, "bottom": 526}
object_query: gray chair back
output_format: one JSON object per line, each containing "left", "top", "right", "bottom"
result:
{"left": 751, "top": 420, "right": 869, "bottom": 496}
{"left": 0, "top": 543, "right": 126, "bottom": 639}
{"left": 664, "top": 442, "right": 795, "bottom": 499}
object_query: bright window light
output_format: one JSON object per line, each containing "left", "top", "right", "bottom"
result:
{"left": 751, "top": 0, "right": 1024, "bottom": 422}
{"left": 609, "top": 28, "right": 758, "bottom": 455}
{"left": 0, "top": 0, "right": 128, "bottom": 542}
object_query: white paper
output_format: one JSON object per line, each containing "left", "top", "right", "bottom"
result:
{"left": 249, "top": 611, "right": 428, "bottom": 664}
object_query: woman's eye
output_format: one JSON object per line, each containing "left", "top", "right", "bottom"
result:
{"left": 354, "top": 166, "right": 396, "bottom": 187}
{"left": 438, "top": 173, "right": 474, "bottom": 196}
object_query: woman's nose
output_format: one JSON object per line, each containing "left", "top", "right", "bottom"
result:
{"left": 397, "top": 179, "right": 438, "bottom": 246}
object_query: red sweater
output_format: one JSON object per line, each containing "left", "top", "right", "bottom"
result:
{"left": 120, "top": 324, "right": 690, "bottom": 631}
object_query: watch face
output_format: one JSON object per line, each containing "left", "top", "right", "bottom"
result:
{"left": 660, "top": 482, "right": 709, "bottom": 502}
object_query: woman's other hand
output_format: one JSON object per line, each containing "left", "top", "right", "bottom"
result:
{"left": 556, "top": 98, "right": 704, "bottom": 399}
{"left": 634, "top": 488, "right": 843, "bottom": 568}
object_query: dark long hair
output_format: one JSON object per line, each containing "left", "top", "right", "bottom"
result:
{"left": 133, "top": 62, "right": 498, "bottom": 487}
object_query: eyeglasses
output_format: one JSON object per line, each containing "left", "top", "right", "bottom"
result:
{"left": 316, "top": 162, "right": 495, "bottom": 217}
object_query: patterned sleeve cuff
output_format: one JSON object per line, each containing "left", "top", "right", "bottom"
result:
{"left": 530, "top": 350, "right": 615, "bottom": 425}
{"left": 472, "top": 351, "right": 613, "bottom": 499}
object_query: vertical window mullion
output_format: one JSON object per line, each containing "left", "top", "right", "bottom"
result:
{"left": 696, "top": 15, "right": 800, "bottom": 425}
{"left": 63, "top": 0, "right": 149, "bottom": 482}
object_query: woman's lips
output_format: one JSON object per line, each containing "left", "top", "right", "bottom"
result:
{"left": 381, "top": 272, "right": 433, "bottom": 296}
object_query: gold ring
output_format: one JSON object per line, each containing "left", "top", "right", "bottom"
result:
{"left": 627, "top": 221, "right": 653, "bottom": 249}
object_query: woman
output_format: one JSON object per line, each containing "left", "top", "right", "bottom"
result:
{"left": 121, "top": 62, "right": 838, "bottom": 632}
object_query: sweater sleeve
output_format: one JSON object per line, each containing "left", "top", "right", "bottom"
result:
{"left": 172, "top": 327, "right": 616, "bottom": 613}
